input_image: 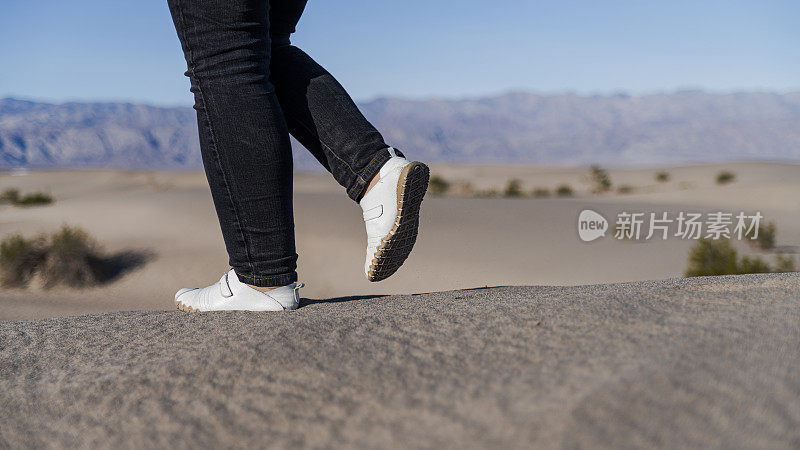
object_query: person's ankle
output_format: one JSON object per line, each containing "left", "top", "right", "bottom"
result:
{"left": 246, "top": 284, "right": 282, "bottom": 292}
{"left": 364, "top": 171, "right": 380, "bottom": 195}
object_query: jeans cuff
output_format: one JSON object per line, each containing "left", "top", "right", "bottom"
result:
{"left": 348, "top": 146, "right": 403, "bottom": 202}
{"left": 234, "top": 270, "right": 298, "bottom": 287}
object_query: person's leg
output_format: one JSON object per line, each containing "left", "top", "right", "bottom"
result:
{"left": 167, "top": 0, "right": 297, "bottom": 287}
{"left": 268, "top": 0, "right": 398, "bottom": 202}
{"left": 268, "top": 0, "right": 429, "bottom": 282}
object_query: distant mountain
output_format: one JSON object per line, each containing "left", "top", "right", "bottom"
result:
{"left": 2, "top": 91, "right": 800, "bottom": 170}
{"left": 0, "top": 99, "right": 201, "bottom": 169}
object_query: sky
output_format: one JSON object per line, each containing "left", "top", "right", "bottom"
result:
{"left": 1, "top": 0, "right": 799, "bottom": 106}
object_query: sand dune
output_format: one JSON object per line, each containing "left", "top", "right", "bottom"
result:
{"left": 1, "top": 273, "right": 798, "bottom": 448}
{"left": 1, "top": 162, "right": 799, "bottom": 320}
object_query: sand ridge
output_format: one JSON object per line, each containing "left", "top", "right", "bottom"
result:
{"left": 1, "top": 273, "right": 798, "bottom": 448}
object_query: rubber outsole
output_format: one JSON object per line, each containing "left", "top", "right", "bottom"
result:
{"left": 175, "top": 300, "right": 199, "bottom": 312}
{"left": 175, "top": 298, "right": 295, "bottom": 312}
{"left": 367, "top": 161, "right": 430, "bottom": 282}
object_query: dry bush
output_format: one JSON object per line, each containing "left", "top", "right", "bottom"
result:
{"left": 531, "top": 187, "right": 550, "bottom": 198}
{"left": 589, "top": 165, "right": 612, "bottom": 194}
{"left": 716, "top": 170, "right": 736, "bottom": 185}
{"left": 747, "top": 221, "right": 776, "bottom": 251}
{"left": 0, "top": 188, "right": 20, "bottom": 204}
{"left": 1, "top": 225, "right": 150, "bottom": 289}
{"left": 16, "top": 192, "right": 53, "bottom": 206}
{"left": 40, "top": 225, "right": 105, "bottom": 288}
{"left": 555, "top": 184, "right": 574, "bottom": 197}
{"left": 685, "top": 238, "right": 795, "bottom": 277}
{"left": 455, "top": 182, "right": 473, "bottom": 196}
{"left": 655, "top": 171, "right": 670, "bottom": 183}
{"left": 685, "top": 239, "right": 740, "bottom": 277}
{"left": 774, "top": 254, "right": 797, "bottom": 273}
{"left": 0, "top": 234, "right": 47, "bottom": 287}
{"left": 503, "top": 179, "right": 524, "bottom": 198}
{"left": 616, "top": 185, "right": 635, "bottom": 194}
{"left": 0, "top": 188, "right": 53, "bottom": 206}
{"left": 428, "top": 175, "right": 450, "bottom": 196}
{"left": 738, "top": 255, "right": 772, "bottom": 275}
{"left": 474, "top": 188, "right": 499, "bottom": 198}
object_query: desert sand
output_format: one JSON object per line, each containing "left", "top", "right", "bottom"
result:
{"left": 1, "top": 162, "right": 799, "bottom": 320}
{"left": 1, "top": 273, "right": 798, "bottom": 448}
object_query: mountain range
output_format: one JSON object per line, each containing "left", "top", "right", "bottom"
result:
{"left": 2, "top": 90, "right": 799, "bottom": 170}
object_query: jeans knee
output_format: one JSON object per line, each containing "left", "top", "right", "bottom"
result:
{"left": 188, "top": 48, "right": 271, "bottom": 90}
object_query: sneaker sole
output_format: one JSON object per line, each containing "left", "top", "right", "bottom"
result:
{"left": 175, "top": 300, "right": 199, "bottom": 312}
{"left": 367, "top": 161, "right": 429, "bottom": 282}
{"left": 174, "top": 299, "right": 295, "bottom": 312}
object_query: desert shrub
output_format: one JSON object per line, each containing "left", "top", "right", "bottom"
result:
{"left": 738, "top": 255, "right": 772, "bottom": 275}
{"left": 589, "top": 165, "right": 612, "bottom": 194}
{"left": 0, "top": 188, "right": 53, "bottom": 206}
{"left": 655, "top": 171, "right": 670, "bottom": 183}
{"left": 0, "top": 225, "right": 148, "bottom": 289}
{"left": 774, "top": 254, "right": 797, "bottom": 273}
{"left": 474, "top": 189, "right": 499, "bottom": 198}
{"left": 616, "top": 185, "right": 635, "bottom": 194}
{"left": 531, "top": 187, "right": 550, "bottom": 198}
{"left": 16, "top": 191, "right": 53, "bottom": 206}
{"left": 457, "top": 182, "right": 474, "bottom": 196}
{"left": 428, "top": 175, "right": 450, "bottom": 196}
{"left": 555, "top": 184, "right": 574, "bottom": 197}
{"left": 747, "top": 221, "right": 776, "bottom": 251}
{"left": 0, "top": 188, "right": 20, "bottom": 204}
{"left": 0, "top": 234, "right": 47, "bottom": 287}
{"left": 716, "top": 170, "right": 736, "bottom": 185}
{"left": 503, "top": 179, "right": 524, "bottom": 198}
{"left": 684, "top": 239, "right": 739, "bottom": 277}
{"left": 40, "top": 225, "right": 105, "bottom": 288}
{"left": 684, "top": 239, "right": 798, "bottom": 277}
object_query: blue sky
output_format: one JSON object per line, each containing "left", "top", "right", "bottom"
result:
{"left": 1, "top": 0, "right": 798, "bottom": 105}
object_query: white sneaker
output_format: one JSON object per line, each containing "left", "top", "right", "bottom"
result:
{"left": 174, "top": 269, "right": 302, "bottom": 312}
{"left": 359, "top": 148, "right": 429, "bottom": 282}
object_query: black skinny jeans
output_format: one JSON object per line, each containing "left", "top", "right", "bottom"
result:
{"left": 167, "top": 0, "right": 401, "bottom": 286}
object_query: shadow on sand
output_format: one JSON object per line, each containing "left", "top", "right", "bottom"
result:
{"left": 97, "top": 249, "right": 156, "bottom": 284}
{"left": 299, "top": 294, "right": 388, "bottom": 308}
{"left": 298, "top": 286, "right": 507, "bottom": 308}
